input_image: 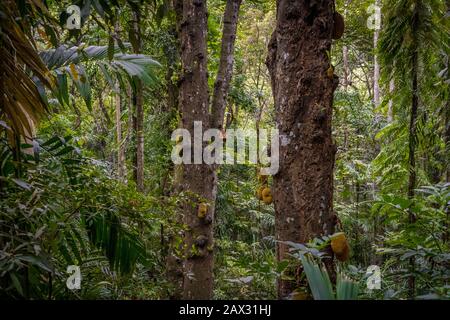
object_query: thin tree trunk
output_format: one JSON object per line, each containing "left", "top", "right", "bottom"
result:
{"left": 387, "top": 79, "right": 395, "bottom": 122}
{"left": 342, "top": 1, "right": 349, "bottom": 90}
{"left": 407, "top": 4, "right": 420, "bottom": 299}
{"left": 176, "top": 0, "right": 241, "bottom": 300}
{"left": 445, "top": 95, "right": 450, "bottom": 244}
{"left": 208, "top": 0, "right": 241, "bottom": 291}
{"left": 371, "top": 0, "right": 382, "bottom": 265}
{"left": 343, "top": 45, "right": 349, "bottom": 90}
{"left": 266, "top": 0, "right": 338, "bottom": 299}
{"left": 165, "top": 3, "right": 184, "bottom": 297}
{"left": 125, "top": 84, "right": 133, "bottom": 178}
{"left": 373, "top": 0, "right": 381, "bottom": 108}
{"left": 91, "top": 89, "right": 108, "bottom": 159}
{"left": 211, "top": 0, "right": 242, "bottom": 131}
{"left": 131, "top": 7, "right": 145, "bottom": 192}
{"left": 112, "top": 21, "right": 126, "bottom": 181}
{"left": 209, "top": 0, "right": 241, "bottom": 245}
{"left": 115, "top": 82, "right": 126, "bottom": 181}
{"left": 445, "top": 0, "right": 450, "bottom": 183}
{"left": 98, "top": 87, "right": 112, "bottom": 126}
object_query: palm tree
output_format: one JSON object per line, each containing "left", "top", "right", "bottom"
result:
{"left": 379, "top": 0, "right": 448, "bottom": 297}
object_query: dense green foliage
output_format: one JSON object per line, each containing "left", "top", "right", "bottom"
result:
{"left": 0, "top": 0, "right": 448, "bottom": 300}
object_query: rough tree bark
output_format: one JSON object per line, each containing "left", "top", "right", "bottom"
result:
{"left": 266, "top": 0, "right": 338, "bottom": 299}
{"left": 174, "top": 0, "right": 241, "bottom": 299}
{"left": 165, "top": 3, "right": 184, "bottom": 298}
{"left": 177, "top": 0, "right": 214, "bottom": 299}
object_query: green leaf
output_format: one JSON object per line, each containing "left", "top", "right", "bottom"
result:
{"left": 12, "top": 178, "right": 31, "bottom": 190}
{"left": 92, "top": 0, "right": 105, "bottom": 17}
{"left": 54, "top": 146, "right": 75, "bottom": 156}
{"left": 69, "top": 65, "right": 92, "bottom": 110}
{"left": 16, "top": 255, "right": 53, "bottom": 273}
{"left": 111, "top": 54, "right": 160, "bottom": 86}
{"left": 336, "top": 276, "right": 359, "bottom": 300}
{"left": 98, "top": 63, "right": 116, "bottom": 91}
{"left": 41, "top": 135, "right": 61, "bottom": 147}
{"left": 54, "top": 70, "right": 69, "bottom": 106}
{"left": 10, "top": 273, "right": 23, "bottom": 297}
{"left": 300, "top": 255, "right": 335, "bottom": 300}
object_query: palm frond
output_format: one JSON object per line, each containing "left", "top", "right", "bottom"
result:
{"left": 300, "top": 255, "right": 360, "bottom": 300}
{"left": 0, "top": 0, "right": 54, "bottom": 140}
{"left": 39, "top": 44, "right": 161, "bottom": 109}
{"left": 300, "top": 255, "right": 335, "bottom": 300}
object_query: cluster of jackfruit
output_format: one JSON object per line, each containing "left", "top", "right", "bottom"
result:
{"left": 257, "top": 186, "right": 273, "bottom": 204}
{"left": 330, "top": 232, "right": 349, "bottom": 262}
{"left": 256, "top": 173, "right": 273, "bottom": 205}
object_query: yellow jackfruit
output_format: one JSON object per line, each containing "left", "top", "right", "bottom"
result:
{"left": 261, "top": 187, "right": 271, "bottom": 198}
{"left": 331, "top": 232, "right": 347, "bottom": 254}
{"left": 70, "top": 63, "right": 79, "bottom": 81}
{"left": 197, "top": 203, "right": 208, "bottom": 218}
{"left": 263, "top": 196, "right": 273, "bottom": 205}
{"left": 336, "top": 246, "right": 349, "bottom": 262}
{"left": 331, "top": 232, "right": 350, "bottom": 261}
{"left": 261, "top": 187, "right": 273, "bottom": 205}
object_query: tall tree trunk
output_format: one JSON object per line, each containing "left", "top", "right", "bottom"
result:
{"left": 115, "top": 82, "right": 126, "bottom": 181}
{"left": 372, "top": 0, "right": 382, "bottom": 129}
{"left": 131, "top": 7, "right": 145, "bottom": 192}
{"left": 211, "top": 0, "right": 242, "bottom": 131}
{"left": 176, "top": 0, "right": 241, "bottom": 299}
{"left": 266, "top": 0, "right": 338, "bottom": 299}
{"left": 166, "top": 1, "right": 184, "bottom": 298}
{"left": 446, "top": 100, "right": 450, "bottom": 183}
{"left": 177, "top": 0, "right": 214, "bottom": 299}
{"left": 92, "top": 89, "right": 108, "bottom": 159}
{"left": 371, "top": 0, "right": 382, "bottom": 265}
{"left": 208, "top": 0, "right": 241, "bottom": 285}
{"left": 373, "top": 0, "right": 381, "bottom": 109}
{"left": 445, "top": 0, "right": 450, "bottom": 183}
{"left": 342, "top": 0, "right": 349, "bottom": 90}
{"left": 407, "top": 4, "right": 420, "bottom": 299}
